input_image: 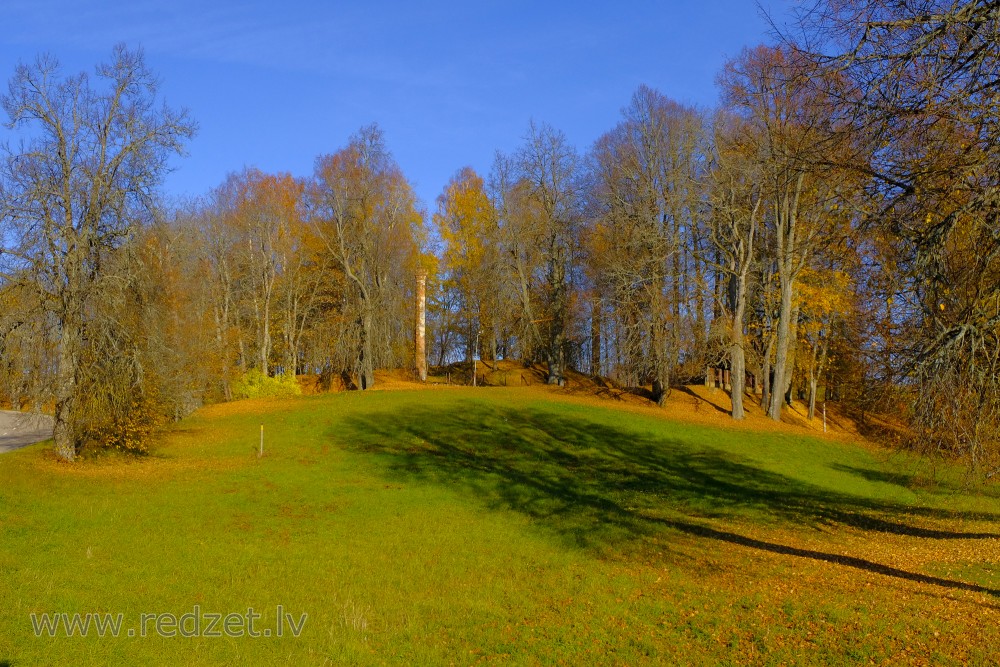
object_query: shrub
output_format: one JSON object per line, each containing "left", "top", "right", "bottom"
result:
{"left": 230, "top": 369, "right": 302, "bottom": 400}
{"left": 79, "top": 395, "right": 165, "bottom": 455}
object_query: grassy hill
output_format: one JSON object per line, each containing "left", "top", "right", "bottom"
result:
{"left": 1, "top": 385, "right": 998, "bottom": 665}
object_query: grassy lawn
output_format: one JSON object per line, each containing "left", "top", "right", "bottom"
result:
{"left": 1, "top": 387, "right": 998, "bottom": 665}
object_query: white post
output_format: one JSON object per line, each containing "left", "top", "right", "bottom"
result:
{"left": 259, "top": 424, "right": 264, "bottom": 458}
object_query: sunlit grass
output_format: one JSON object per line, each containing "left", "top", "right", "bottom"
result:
{"left": 1, "top": 388, "right": 998, "bottom": 665}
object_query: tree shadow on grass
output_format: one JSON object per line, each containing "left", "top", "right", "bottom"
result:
{"left": 660, "top": 520, "right": 1000, "bottom": 596}
{"left": 336, "top": 401, "right": 1000, "bottom": 596}
{"left": 674, "top": 386, "right": 731, "bottom": 415}
{"left": 829, "top": 463, "right": 928, "bottom": 490}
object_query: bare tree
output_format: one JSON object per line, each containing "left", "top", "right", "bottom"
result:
{"left": 210, "top": 169, "right": 308, "bottom": 376}
{"left": 489, "top": 124, "right": 583, "bottom": 384}
{"left": 708, "top": 112, "right": 764, "bottom": 419}
{"left": 719, "top": 45, "right": 848, "bottom": 420}
{"left": 515, "top": 122, "right": 583, "bottom": 385}
{"left": 0, "top": 46, "right": 194, "bottom": 461}
{"left": 490, "top": 153, "right": 545, "bottom": 365}
{"left": 590, "top": 88, "right": 710, "bottom": 404}
{"left": 795, "top": 0, "right": 1000, "bottom": 473}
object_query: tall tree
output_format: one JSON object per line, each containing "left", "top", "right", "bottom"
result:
{"left": 491, "top": 123, "right": 583, "bottom": 384}
{"left": 214, "top": 168, "right": 305, "bottom": 376}
{"left": 490, "top": 153, "right": 545, "bottom": 365}
{"left": 708, "top": 112, "right": 764, "bottom": 419}
{"left": 515, "top": 122, "right": 583, "bottom": 385}
{"left": 310, "top": 125, "right": 422, "bottom": 390}
{"left": 0, "top": 46, "right": 195, "bottom": 461}
{"left": 720, "top": 44, "right": 848, "bottom": 420}
{"left": 434, "top": 167, "right": 502, "bottom": 364}
{"left": 590, "top": 87, "right": 709, "bottom": 404}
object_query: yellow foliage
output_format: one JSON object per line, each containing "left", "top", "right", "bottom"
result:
{"left": 433, "top": 167, "right": 497, "bottom": 312}
{"left": 796, "top": 266, "right": 854, "bottom": 340}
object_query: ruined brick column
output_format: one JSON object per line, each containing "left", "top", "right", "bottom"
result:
{"left": 415, "top": 270, "right": 427, "bottom": 381}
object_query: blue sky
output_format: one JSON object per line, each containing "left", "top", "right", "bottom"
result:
{"left": 2, "top": 0, "right": 793, "bottom": 212}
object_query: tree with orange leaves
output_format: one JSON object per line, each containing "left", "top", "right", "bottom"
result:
{"left": 310, "top": 125, "right": 423, "bottom": 390}
{"left": 214, "top": 168, "right": 305, "bottom": 376}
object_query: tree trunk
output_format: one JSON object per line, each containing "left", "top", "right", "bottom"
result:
{"left": 546, "top": 246, "right": 567, "bottom": 386}
{"left": 730, "top": 344, "right": 746, "bottom": 420}
{"left": 808, "top": 375, "right": 818, "bottom": 421}
{"left": 729, "top": 273, "right": 748, "bottom": 420}
{"left": 591, "top": 297, "right": 602, "bottom": 377}
{"left": 808, "top": 332, "right": 830, "bottom": 421}
{"left": 547, "top": 344, "right": 565, "bottom": 385}
{"left": 53, "top": 314, "right": 79, "bottom": 462}
{"left": 769, "top": 273, "right": 795, "bottom": 420}
{"left": 651, "top": 377, "right": 669, "bottom": 407}
{"left": 284, "top": 342, "right": 297, "bottom": 379}
{"left": 359, "top": 308, "right": 375, "bottom": 390}
{"left": 260, "top": 295, "right": 271, "bottom": 375}
{"left": 651, "top": 323, "right": 670, "bottom": 406}
{"left": 490, "top": 321, "right": 499, "bottom": 364}
{"left": 761, "top": 337, "right": 773, "bottom": 410}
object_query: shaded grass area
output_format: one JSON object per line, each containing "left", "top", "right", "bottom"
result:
{"left": 1, "top": 388, "right": 999, "bottom": 665}
{"left": 341, "top": 398, "right": 1000, "bottom": 590}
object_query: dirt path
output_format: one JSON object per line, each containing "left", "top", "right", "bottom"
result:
{"left": 0, "top": 410, "right": 54, "bottom": 453}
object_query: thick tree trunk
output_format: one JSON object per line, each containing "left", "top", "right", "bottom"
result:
{"left": 730, "top": 345, "right": 746, "bottom": 420}
{"left": 547, "top": 340, "right": 565, "bottom": 384}
{"left": 359, "top": 308, "right": 375, "bottom": 390}
{"left": 53, "top": 315, "right": 79, "bottom": 462}
{"left": 546, "top": 247, "right": 568, "bottom": 386}
{"left": 780, "top": 303, "right": 800, "bottom": 404}
{"left": 729, "top": 289, "right": 747, "bottom": 420}
{"left": 546, "top": 362, "right": 562, "bottom": 384}
{"left": 651, "top": 377, "right": 669, "bottom": 407}
{"left": 651, "top": 325, "right": 670, "bottom": 407}
{"left": 769, "top": 274, "right": 795, "bottom": 420}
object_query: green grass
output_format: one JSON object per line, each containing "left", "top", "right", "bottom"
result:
{"left": 1, "top": 388, "right": 998, "bottom": 665}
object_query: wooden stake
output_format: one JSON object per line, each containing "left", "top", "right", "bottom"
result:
{"left": 259, "top": 424, "right": 264, "bottom": 458}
